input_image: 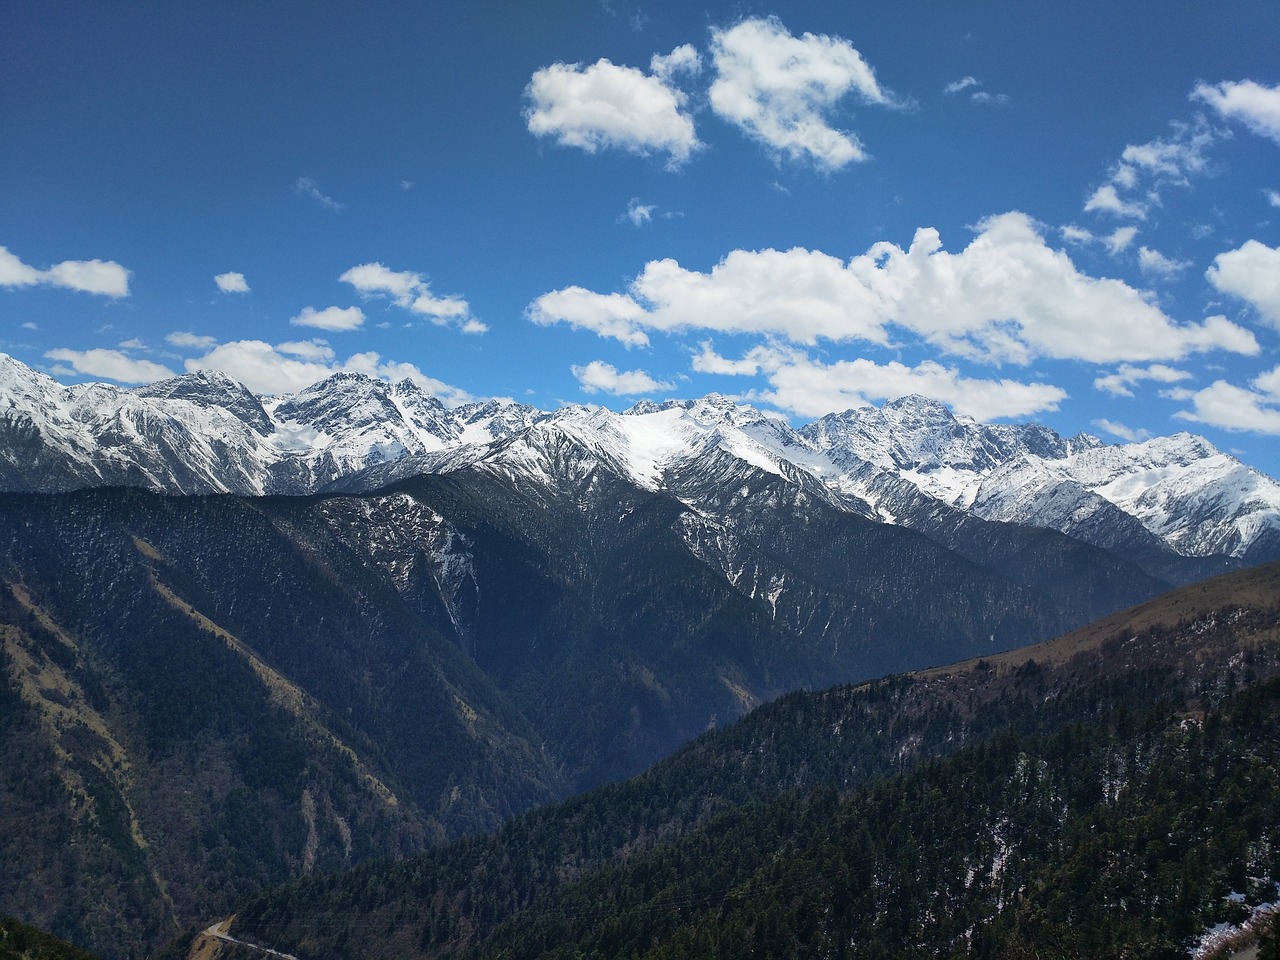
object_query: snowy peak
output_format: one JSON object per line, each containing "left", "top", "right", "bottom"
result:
{"left": 135, "top": 369, "right": 275, "bottom": 435}
{"left": 1, "top": 353, "right": 1277, "bottom": 564}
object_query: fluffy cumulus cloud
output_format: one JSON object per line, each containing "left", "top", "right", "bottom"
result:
{"left": 290, "top": 305, "right": 366, "bottom": 332}
{"left": 339, "top": 262, "right": 485, "bottom": 332}
{"left": 1175, "top": 367, "right": 1280, "bottom": 434}
{"left": 524, "top": 51, "right": 701, "bottom": 166}
{"left": 181, "top": 339, "right": 472, "bottom": 403}
{"left": 708, "top": 17, "right": 895, "bottom": 170}
{"left": 214, "top": 271, "right": 249, "bottom": 293}
{"left": 0, "top": 245, "right": 131, "bottom": 297}
{"left": 44, "top": 348, "right": 174, "bottom": 384}
{"left": 1206, "top": 240, "right": 1280, "bottom": 328}
{"left": 571, "top": 360, "right": 674, "bottom": 396}
{"left": 531, "top": 212, "right": 1258, "bottom": 365}
{"left": 1093, "top": 363, "right": 1191, "bottom": 397}
{"left": 1193, "top": 80, "right": 1280, "bottom": 145}
{"left": 693, "top": 343, "right": 1066, "bottom": 420}
{"left": 528, "top": 287, "right": 654, "bottom": 347}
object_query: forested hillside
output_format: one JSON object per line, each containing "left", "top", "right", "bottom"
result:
{"left": 220, "top": 562, "right": 1280, "bottom": 960}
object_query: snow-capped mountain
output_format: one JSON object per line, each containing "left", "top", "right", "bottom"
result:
{"left": 2, "top": 353, "right": 1278, "bottom": 567}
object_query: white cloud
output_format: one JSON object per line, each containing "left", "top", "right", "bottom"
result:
{"left": 215, "top": 271, "right": 250, "bottom": 293}
{"left": 1059, "top": 224, "right": 1094, "bottom": 244}
{"left": 296, "top": 177, "right": 342, "bottom": 210}
{"left": 650, "top": 43, "right": 702, "bottom": 83}
{"left": 622, "top": 197, "right": 656, "bottom": 226}
{"left": 1092, "top": 419, "right": 1153, "bottom": 442}
{"left": 290, "top": 305, "right": 366, "bottom": 332}
{"left": 1256, "top": 366, "right": 1280, "bottom": 399}
{"left": 275, "top": 339, "right": 335, "bottom": 361}
{"left": 117, "top": 338, "right": 146, "bottom": 350}
{"left": 528, "top": 286, "right": 653, "bottom": 347}
{"left": 524, "top": 54, "right": 700, "bottom": 166}
{"left": 183, "top": 339, "right": 472, "bottom": 403}
{"left": 340, "top": 262, "right": 421, "bottom": 304}
{"left": 572, "top": 360, "right": 674, "bottom": 396}
{"left": 21, "top": 321, "right": 38, "bottom": 330}
{"left": 166, "top": 331, "right": 218, "bottom": 350}
{"left": 708, "top": 345, "right": 1067, "bottom": 421}
{"left": 0, "top": 245, "right": 131, "bottom": 297}
{"left": 1192, "top": 80, "right": 1280, "bottom": 145}
{"left": 1137, "top": 246, "right": 1191, "bottom": 278}
{"left": 338, "top": 261, "right": 482, "bottom": 331}
{"left": 1119, "top": 122, "right": 1215, "bottom": 181}
{"left": 970, "top": 91, "right": 1009, "bottom": 106}
{"left": 708, "top": 16, "right": 897, "bottom": 170}
{"left": 44, "top": 348, "right": 174, "bottom": 384}
{"left": 532, "top": 212, "right": 1258, "bottom": 364}
{"left": 1266, "top": 189, "right": 1280, "bottom": 208}
{"left": 1174, "top": 374, "right": 1280, "bottom": 434}
{"left": 1093, "top": 362, "right": 1191, "bottom": 397}
{"left": 944, "top": 76, "right": 979, "bottom": 95}
{"left": 1104, "top": 225, "right": 1139, "bottom": 255}
{"left": 1206, "top": 239, "right": 1280, "bottom": 328}
{"left": 1084, "top": 116, "right": 1219, "bottom": 220}
{"left": 1084, "top": 184, "right": 1148, "bottom": 220}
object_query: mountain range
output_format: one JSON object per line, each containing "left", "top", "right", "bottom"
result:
{"left": 4, "top": 351, "right": 1280, "bottom": 957}
{"left": 3, "top": 353, "right": 1278, "bottom": 576}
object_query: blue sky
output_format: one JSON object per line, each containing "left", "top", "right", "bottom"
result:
{"left": 4, "top": 1, "right": 1280, "bottom": 474}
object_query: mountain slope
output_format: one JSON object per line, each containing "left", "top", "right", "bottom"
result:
{"left": 0, "top": 489, "right": 567, "bottom": 959}
{"left": 219, "top": 561, "right": 1280, "bottom": 960}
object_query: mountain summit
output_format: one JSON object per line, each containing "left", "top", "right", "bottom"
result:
{"left": 2, "top": 354, "right": 1278, "bottom": 567}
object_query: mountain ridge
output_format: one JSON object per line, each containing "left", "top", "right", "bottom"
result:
{"left": 3, "top": 355, "right": 1277, "bottom": 572}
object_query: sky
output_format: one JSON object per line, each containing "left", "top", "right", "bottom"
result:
{"left": 3, "top": 1, "right": 1280, "bottom": 475}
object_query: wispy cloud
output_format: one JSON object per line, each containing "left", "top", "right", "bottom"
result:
{"left": 1092, "top": 419, "right": 1153, "bottom": 442}
{"left": 694, "top": 343, "right": 1067, "bottom": 421}
{"left": 1093, "top": 362, "right": 1191, "bottom": 397}
{"left": 944, "top": 76, "right": 979, "bottom": 96}
{"left": 166, "top": 331, "right": 218, "bottom": 350}
{"left": 45, "top": 348, "right": 174, "bottom": 383}
{"left": 295, "top": 177, "right": 343, "bottom": 211}
{"left": 1137, "top": 246, "right": 1192, "bottom": 278}
{"left": 289, "top": 306, "right": 365, "bottom": 332}
{"left": 1083, "top": 115, "right": 1219, "bottom": 220}
{"left": 339, "top": 262, "right": 485, "bottom": 333}
{"left": 183, "top": 339, "right": 472, "bottom": 402}
{"left": 620, "top": 197, "right": 656, "bottom": 226}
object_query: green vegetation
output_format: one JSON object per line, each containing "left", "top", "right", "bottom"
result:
{"left": 0, "top": 917, "right": 98, "bottom": 960}
{"left": 227, "top": 567, "right": 1280, "bottom": 960}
